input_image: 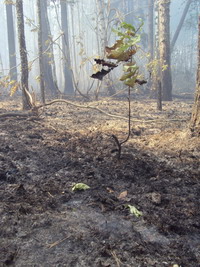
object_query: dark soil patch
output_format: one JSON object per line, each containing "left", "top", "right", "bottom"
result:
{"left": 0, "top": 98, "right": 200, "bottom": 267}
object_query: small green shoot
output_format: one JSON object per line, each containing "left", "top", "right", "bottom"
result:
{"left": 72, "top": 183, "right": 90, "bottom": 192}
{"left": 126, "top": 205, "right": 143, "bottom": 217}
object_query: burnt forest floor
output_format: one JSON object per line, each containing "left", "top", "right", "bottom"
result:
{"left": 0, "top": 96, "right": 200, "bottom": 267}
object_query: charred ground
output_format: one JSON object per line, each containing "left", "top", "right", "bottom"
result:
{"left": 0, "top": 97, "right": 199, "bottom": 267}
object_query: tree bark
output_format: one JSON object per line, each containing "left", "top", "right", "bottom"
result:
{"left": 37, "top": 0, "right": 45, "bottom": 103}
{"left": 190, "top": 15, "right": 200, "bottom": 136}
{"left": 40, "top": 0, "right": 58, "bottom": 96}
{"left": 157, "top": 80, "right": 162, "bottom": 111}
{"left": 6, "top": 2, "right": 17, "bottom": 81}
{"left": 148, "top": 0, "right": 154, "bottom": 60}
{"left": 150, "top": 1, "right": 161, "bottom": 105}
{"left": 60, "top": 0, "right": 74, "bottom": 95}
{"left": 96, "top": 0, "right": 107, "bottom": 57}
{"left": 147, "top": 0, "right": 154, "bottom": 92}
{"left": 16, "top": 0, "right": 31, "bottom": 110}
{"left": 158, "top": 0, "right": 172, "bottom": 101}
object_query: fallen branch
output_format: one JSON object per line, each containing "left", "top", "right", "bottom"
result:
{"left": 110, "top": 250, "right": 122, "bottom": 267}
{"left": 40, "top": 99, "right": 129, "bottom": 120}
{"left": 41, "top": 99, "right": 187, "bottom": 123}
{"left": 0, "top": 111, "right": 34, "bottom": 118}
{"left": 0, "top": 98, "right": 188, "bottom": 124}
{"left": 47, "top": 235, "right": 70, "bottom": 249}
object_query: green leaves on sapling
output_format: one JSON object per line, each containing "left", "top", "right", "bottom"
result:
{"left": 91, "top": 21, "right": 144, "bottom": 87}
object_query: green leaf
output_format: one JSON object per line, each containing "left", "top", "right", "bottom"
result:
{"left": 138, "top": 18, "right": 144, "bottom": 29}
{"left": 120, "top": 72, "right": 135, "bottom": 81}
{"left": 127, "top": 205, "right": 143, "bottom": 217}
{"left": 112, "top": 28, "right": 126, "bottom": 37}
{"left": 130, "top": 35, "right": 141, "bottom": 44}
{"left": 120, "top": 69, "right": 137, "bottom": 81}
{"left": 121, "top": 22, "right": 136, "bottom": 32}
{"left": 124, "top": 76, "right": 137, "bottom": 88}
{"left": 123, "top": 63, "right": 138, "bottom": 72}
{"left": 72, "top": 183, "right": 90, "bottom": 191}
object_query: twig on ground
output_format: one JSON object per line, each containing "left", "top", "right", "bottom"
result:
{"left": 110, "top": 250, "right": 122, "bottom": 267}
{"left": 47, "top": 235, "right": 70, "bottom": 249}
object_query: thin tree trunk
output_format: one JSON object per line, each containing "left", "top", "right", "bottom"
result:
{"left": 171, "top": 0, "right": 192, "bottom": 51}
{"left": 96, "top": 0, "right": 116, "bottom": 97}
{"left": 45, "top": 6, "right": 58, "bottom": 95}
{"left": 96, "top": 0, "right": 107, "bottom": 57}
{"left": 158, "top": 0, "right": 172, "bottom": 101}
{"left": 190, "top": 15, "right": 200, "bottom": 136}
{"left": 16, "top": 0, "right": 31, "bottom": 110}
{"left": 0, "top": 54, "right": 4, "bottom": 76}
{"left": 6, "top": 2, "right": 17, "bottom": 81}
{"left": 148, "top": 0, "right": 154, "bottom": 60}
{"left": 37, "top": 0, "right": 45, "bottom": 103}
{"left": 150, "top": 1, "right": 161, "bottom": 106}
{"left": 60, "top": 0, "right": 74, "bottom": 95}
{"left": 147, "top": 0, "right": 154, "bottom": 92}
{"left": 157, "top": 80, "right": 162, "bottom": 111}
{"left": 70, "top": 4, "right": 78, "bottom": 77}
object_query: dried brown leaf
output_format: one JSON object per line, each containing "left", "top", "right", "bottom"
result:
{"left": 118, "top": 190, "right": 128, "bottom": 199}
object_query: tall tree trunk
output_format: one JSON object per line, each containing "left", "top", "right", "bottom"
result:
{"left": 60, "top": 0, "right": 74, "bottom": 95}
{"left": 0, "top": 54, "right": 4, "bottom": 76}
{"left": 95, "top": 0, "right": 111, "bottom": 98}
{"left": 40, "top": 0, "right": 58, "bottom": 96}
{"left": 190, "top": 16, "right": 200, "bottom": 136}
{"left": 147, "top": 0, "right": 154, "bottom": 92}
{"left": 96, "top": 0, "right": 107, "bottom": 57}
{"left": 5, "top": 2, "right": 17, "bottom": 81}
{"left": 150, "top": 1, "right": 161, "bottom": 106}
{"left": 37, "top": 0, "right": 45, "bottom": 103}
{"left": 171, "top": 0, "right": 192, "bottom": 51}
{"left": 148, "top": 0, "right": 154, "bottom": 60}
{"left": 158, "top": 0, "right": 172, "bottom": 101}
{"left": 44, "top": 3, "right": 58, "bottom": 95}
{"left": 16, "top": 0, "right": 31, "bottom": 110}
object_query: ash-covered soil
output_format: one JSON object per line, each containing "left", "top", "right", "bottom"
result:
{"left": 0, "top": 97, "right": 199, "bottom": 267}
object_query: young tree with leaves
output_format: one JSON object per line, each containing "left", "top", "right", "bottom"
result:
{"left": 91, "top": 22, "right": 146, "bottom": 158}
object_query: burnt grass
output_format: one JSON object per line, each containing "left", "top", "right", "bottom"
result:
{"left": 0, "top": 98, "right": 200, "bottom": 267}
